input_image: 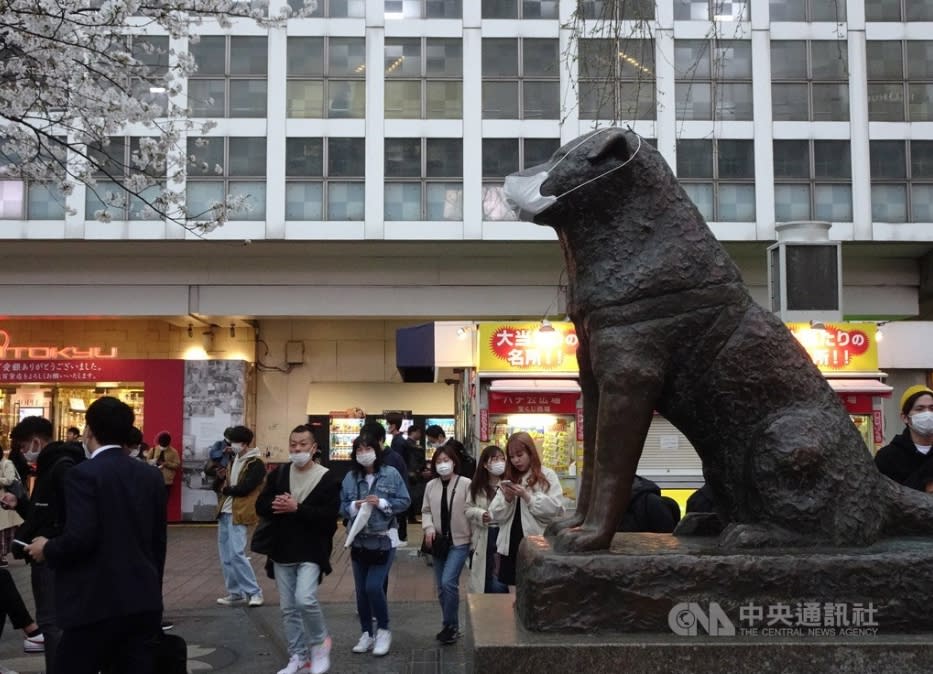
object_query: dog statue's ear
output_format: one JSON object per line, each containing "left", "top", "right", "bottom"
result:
{"left": 585, "top": 128, "right": 633, "bottom": 165}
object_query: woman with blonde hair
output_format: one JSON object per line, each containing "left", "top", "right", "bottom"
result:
{"left": 488, "top": 432, "right": 565, "bottom": 587}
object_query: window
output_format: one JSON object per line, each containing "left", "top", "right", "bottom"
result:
{"left": 579, "top": 38, "right": 656, "bottom": 120}
{"left": 675, "top": 40, "right": 752, "bottom": 120}
{"left": 674, "top": 0, "right": 750, "bottom": 20}
{"left": 866, "top": 41, "right": 933, "bottom": 122}
{"left": 187, "top": 137, "right": 266, "bottom": 220}
{"left": 579, "top": 0, "right": 655, "bottom": 20}
{"left": 384, "top": 0, "right": 462, "bottom": 18}
{"left": 482, "top": 39, "right": 560, "bottom": 119}
{"left": 287, "top": 38, "right": 365, "bottom": 119}
{"left": 870, "top": 141, "right": 933, "bottom": 222}
{"left": 769, "top": 0, "right": 846, "bottom": 21}
{"left": 385, "top": 39, "right": 462, "bottom": 119}
{"left": 85, "top": 137, "right": 164, "bottom": 220}
{"left": 481, "top": 0, "right": 558, "bottom": 19}
{"left": 128, "top": 36, "right": 170, "bottom": 116}
{"left": 0, "top": 144, "right": 66, "bottom": 220}
{"left": 285, "top": 138, "right": 365, "bottom": 220}
{"left": 287, "top": 0, "right": 365, "bottom": 16}
{"left": 676, "top": 139, "right": 755, "bottom": 221}
{"left": 188, "top": 37, "right": 267, "bottom": 118}
{"left": 771, "top": 41, "right": 848, "bottom": 121}
{"left": 481, "top": 138, "right": 560, "bottom": 220}
{"left": 865, "top": 0, "right": 933, "bottom": 21}
{"left": 384, "top": 138, "right": 463, "bottom": 220}
{"left": 773, "top": 140, "right": 852, "bottom": 222}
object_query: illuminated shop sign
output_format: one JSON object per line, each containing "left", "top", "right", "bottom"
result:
{"left": 786, "top": 323, "right": 878, "bottom": 373}
{"left": 0, "top": 330, "right": 118, "bottom": 360}
{"left": 477, "top": 322, "right": 579, "bottom": 373}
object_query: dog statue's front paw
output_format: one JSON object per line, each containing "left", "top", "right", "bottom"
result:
{"left": 552, "top": 526, "right": 613, "bottom": 553}
{"left": 545, "top": 512, "right": 585, "bottom": 537}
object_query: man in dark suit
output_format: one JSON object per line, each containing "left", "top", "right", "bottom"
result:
{"left": 24, "top": 396, "right": 167, "bottom": 674}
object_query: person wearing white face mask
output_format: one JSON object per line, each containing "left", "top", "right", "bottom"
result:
{"left": 876, "top": 385, "right": 933, "bottom": 491}
{"left": 465, "top": 445, "right": 510, "bottom": 595}
{"left": 340, "top": 433, "right": 410, "bottom": 658}
{"left": 255, "top": 425, "right": 340, "bottom": 674}
{"left": 421, "top": 446, "right": 472, "bottom": 644}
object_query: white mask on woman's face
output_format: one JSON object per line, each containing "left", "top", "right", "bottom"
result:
{"left": 356, "top": 450, "right": 376, "bottom": 467}
{"left": 488, "top": 460, "right": 506, "bottom": 476}
{"left": 435, "top": 460, "right": 454, "bottom": 477}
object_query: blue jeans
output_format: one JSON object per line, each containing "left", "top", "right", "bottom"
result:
{"left": 432, "top": 543, "right": 470, "bottom": 629}
{"left": 274, "top": 562, "right": 327, "bottom": 659}
{"left": 351, "top": 548, "right": 396, "bottom": 635}
{"left": 217, "top": 513, "right": 261, "bottom": 598}
{"left": 484, "top": 528, "right": 510, "bottom": 594}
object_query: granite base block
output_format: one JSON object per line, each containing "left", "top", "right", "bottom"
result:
{"left": 515, "top": 533, "right": 933, "bottom": 634}
{"left": 469, "top": 594, "right": 933, "bottom": 674}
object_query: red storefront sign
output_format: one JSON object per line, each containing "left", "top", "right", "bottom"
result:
{"left": 480, "top": 408, "right": 489, "bottom": 442}
{"left": 488, "top": 391, "right": 579, "bottom": 414}
{"left": 872, "top": 410, "right": 884, "bottom": 445}
{"left": 837, "top": 393, "right": 874, "bottom": 415}
{"left": 576, "top": 408, "right": 584, "bottom": 441}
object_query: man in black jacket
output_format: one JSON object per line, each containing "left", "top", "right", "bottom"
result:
{"left": 1, "top": 416, "right": 84, "bottom": 674}
{"left": 875, "top": 384, "right": 933, "bottom": 490}
{"left": 255, "top": 424, "right": 340, "bottom": 674}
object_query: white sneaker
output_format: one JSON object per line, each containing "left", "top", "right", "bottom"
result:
{"left": 216, "top": 594, "right": 245, "bottom": 606}
{"left": 373, "top": 628, "right": 391, "bottom": 656}
{"left": 310, "top": 636, "right": 332, "bottom": 674}
{"left": 351, "top": 632, "right": 374, "bottom": 653}
{"left": 23, "top": 633, "right": 44, "bottom": 653}
{"left": 248, "top": 594, "right": 264, "bottom": 607}
{"left": 276, "top": 654, "right": 311, "bottom": 674}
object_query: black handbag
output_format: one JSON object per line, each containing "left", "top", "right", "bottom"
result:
{"left": 351, "top": 533, "right": 392, "bottom": 565}
{"left": 429, "top": 477, "right": 459, "bottom": 561}
{"left": 250, "top": 517, "right": 276, "bottom": 555}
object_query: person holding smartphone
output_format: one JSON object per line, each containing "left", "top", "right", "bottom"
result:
{"left": 488, "top": 432, "right": 565, "bottom": 587}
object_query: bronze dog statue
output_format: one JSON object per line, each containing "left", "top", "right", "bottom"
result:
{"left": 503, "top": 127, "right": 933, "bottom": 552}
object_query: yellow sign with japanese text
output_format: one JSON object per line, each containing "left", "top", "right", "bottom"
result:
{"left": 477, "top": 322, "right": 579, "bottom": 373}
{"left": 787, "top": 323, "right": 879, "bottom": 373}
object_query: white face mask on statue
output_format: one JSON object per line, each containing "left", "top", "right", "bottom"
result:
{"left": 356, "top": 450, "right": 376, "bottom": 467}
{"left": 488, "top": 460, "right": 506, "bottom": 476}
{"left": 910, "top": 411, "right": 933, "bottom": 436}
{"left": 435, "top": 460, "right": 454, "bottom": 477}
{"left": 289, "top": 452, "right": 312, "bottom": 468}
{"left": 503, "top": 129, "right": 643, "bottom": 221}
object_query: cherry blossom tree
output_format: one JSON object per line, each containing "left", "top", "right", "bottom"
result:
{"left": 0, "top": 0, "right": 314, "bottom": 231}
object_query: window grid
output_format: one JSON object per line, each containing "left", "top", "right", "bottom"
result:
{"left": 674, "top": 39, "right": 753, "bottom": 121}
{"left": 676, "top": 139, "right": 756, "bottom": 222}
{"left": 287, "top": 0, "right": 366, "bottom": 16}
{"left": 188, "top": 36, "right": 268, "bottom": 118}
{"left": 482, "top": 38, "right": 560, "bottom": 120}
{"left": 869, "top": 140, "right": 933, "bottom": 222}
{"left": 384, "top": 38, "right": 463, "bottom": 119}
{"left": 287, "top": 37, "right": 366, "bottom": 119}
{"left": 866, "top": 41, "right": 933, "bottom": 122}
{"left": 0, "top": 145, "right": 67, "bottom": 220}
{"left": 384, "top": 138, "right": 463, "bottom": 221}
{"left": 578, "top": 0, "right": 655, "bottom": 20}
{"left": 128, "top": 36, "right": 170, "bottom": 116}
{"left": 481, "top": 0, "right": 559, "bottom": 19}
{"left": 673, "top": 0, "right": 750, "bottom": 21}
{"left": 578, "top": 38, "right": 656, "bottom": 120}
{"left": 384, "top": 0, "right": 462, "bottom": 19}
{"left": 865, "top": 0, "right": 933, "bottom": 21}
{"left": 768, "top": 0, "right": 846, "bottom": 21}
{"left": 285, "top": 137, "right": 365, "bottom": 221}
{"left": 186, "top": 137, "right": 267, "bottom": 221}
{"left": 771, "top": 40, "right": 849, "bottom": 121}
{"left": 86, "top": 137, "right": 164, "bottom": 221}
{"left": 773, "top": 139, "right": 853, "bottom": 222}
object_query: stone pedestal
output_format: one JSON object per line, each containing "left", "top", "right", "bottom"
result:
{"left": 468, "top": 594, "right": 933, "bottom": 674}
{"left": 515, "top": 533, "right": 933, "bottom": 634}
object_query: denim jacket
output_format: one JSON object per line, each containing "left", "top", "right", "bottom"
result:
{"left": 340, "top": 465, "right": 411, "bottom": 535}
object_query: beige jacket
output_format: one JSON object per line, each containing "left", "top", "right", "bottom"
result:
{"left": 0, "top": 458, "right": 23, "bottom": 531}
{"left": 488, "top": 467, "right": 565, "bottom": 556}
{"left": 421, "top": 475, "right": 472, "bottom": 547}
{"left": 464, "top": 487, "right": 496, "bottom": 593}
{"left": 147, "top": 445, "right": 181, "bottom": 485}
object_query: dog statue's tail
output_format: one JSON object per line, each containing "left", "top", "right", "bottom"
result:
{"left": 883, "top": 477, "right": 933, "bottom": 536}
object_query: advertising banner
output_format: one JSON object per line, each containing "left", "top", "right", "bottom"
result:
{"left": 786, "top": 323, "right": 879, "bottom": 373}
{"left": 477, "top": 321, "right": 579, "bottom": 373}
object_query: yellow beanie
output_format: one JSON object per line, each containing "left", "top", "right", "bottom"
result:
{"left": 900, "top": 384, "right": 933, "bottom": 414}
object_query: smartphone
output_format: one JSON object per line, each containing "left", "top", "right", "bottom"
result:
{"left": 12, "top": 539, "right": 28, "bottom": 549}
{"left": 499, "top": 480, "right": 513, "bottom": 487}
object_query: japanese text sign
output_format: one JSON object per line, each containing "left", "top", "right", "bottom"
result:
{"left": 488, "top": 391, "right": 579, "bottom": 414}
{"left": 787, "top": 323, "right": 878, "bottom": 373}
{"left": 477, "top": 322, "right": 579, "bottom": 373}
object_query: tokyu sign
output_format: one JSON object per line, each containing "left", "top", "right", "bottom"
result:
{"left": 0, "top": 329, "right": 118, "bottom": 360}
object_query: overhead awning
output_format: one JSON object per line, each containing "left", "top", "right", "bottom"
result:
{"left": 396, "top": 323, "right": 435, "bottom": 382}
{"left": 827, "top": 379, "right": 893, "bottom": 396}
{"left": 488, "top": 379, "right": 581, "bottom": 393}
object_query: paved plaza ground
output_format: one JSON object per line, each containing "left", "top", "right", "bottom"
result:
{"left": 0, "top": 523, "right": 476, "bottom": 673}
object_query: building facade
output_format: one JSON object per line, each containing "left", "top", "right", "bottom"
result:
{"left": 1, "top": 0, "right": 932, "bottom": 465}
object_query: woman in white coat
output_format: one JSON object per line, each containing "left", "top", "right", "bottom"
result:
{"left": 0, "top": 450, "right": 23, "bottom": 567}
{"left": 488, "top": 432, "right": 565, "bottom": 587}
{"left": 465, "top": 445, "right": 509, "bottom": 594}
